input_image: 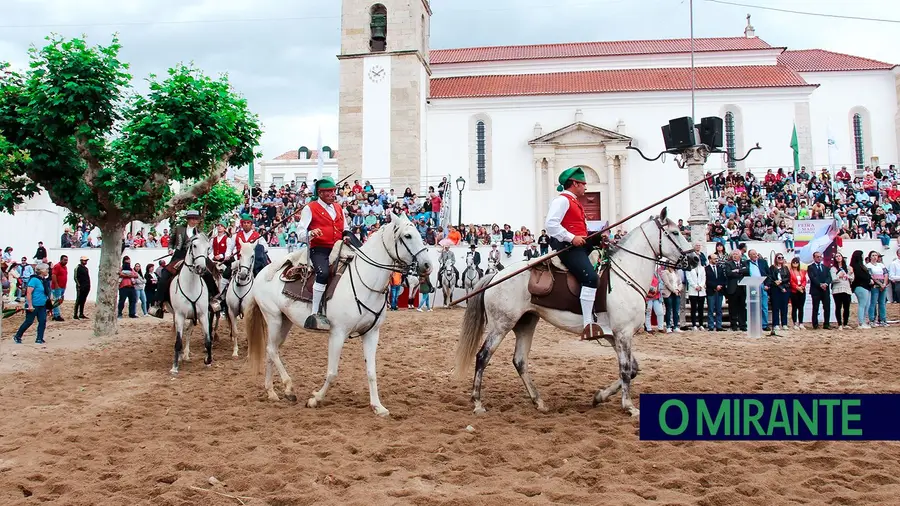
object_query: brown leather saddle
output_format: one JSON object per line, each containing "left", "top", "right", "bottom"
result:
{"left": 281, "top": 257, "right": 350, "bottom": 307}
{"left": 527, "top": 261, "right": 610, "bottom": 315}
{"left": 165, "top": 258, "right": 220, "bottom": 282}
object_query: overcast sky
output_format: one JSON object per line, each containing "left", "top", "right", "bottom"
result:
{"left": 2, "top": 0, "right": 897, "bottom": 162}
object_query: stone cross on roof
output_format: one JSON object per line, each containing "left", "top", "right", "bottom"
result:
{"left": 744, "top": 13, "right": 756, "bottom": 38}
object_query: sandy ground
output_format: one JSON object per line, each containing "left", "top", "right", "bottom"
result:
{"left": 1, "top": 302, "right": 900, "bottom": 505}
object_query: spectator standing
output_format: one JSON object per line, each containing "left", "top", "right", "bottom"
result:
{"left": 13, "top": 263, "right": 51, "bottom": 344}
{"left": 388, "top": 271, "right": 402, "bottom": 311}
{"left": 724, "top": 250, "right": 749, "bottom": 331}
{"left": 50, "top": 255, "right": 68, "bottom": 322}
{"left": 830, "top": 252, "right": 853, "bottom": 330}
{"left": 807, "top": 251, "right": 832, "bottom": 330}
{"left": 866, "top": 251, "right": 889, "bottom": 326}
{"left": 537, "top": 230, "right": 550, "bottom": 255}
{"left": 789, "top": 257, "right": 808, "bottom": 329}
{"left": 850, "top": 250, "right": 872, "bottom": 328}
{"left": 685, "top": 260, "right": 706, "bottom": 330}
{"left": 133, "top": 263, "right": 148, "bottom": 316}
{"left": 117, "top": 257, "right": 138, "bottom": 318}
{"left": 73, "top": 256, "right": 90, "bottom": 319}
{"left": 767, "top": 253, "right": 790, "bottom": 330}
{"left": 644, "top": 269, "right": 665, "bottom": 333}
{"left": 417, "top": 273, "right": 433, "bottom": 312}
{"left": 889, "top": 247, "right": 900, "bottom": 303}
{"left": 145, "top": 264, "right": 158, "bottom": 306}
{"left": 705, "top": 253, "right": 725, "bottom": 331}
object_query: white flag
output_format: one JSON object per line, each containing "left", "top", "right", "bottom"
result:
{"left": 314, "top": 125, "right": 325, "bottom": 183}
{"left": 826, "top": 124, "right": 838, "bottom": 169}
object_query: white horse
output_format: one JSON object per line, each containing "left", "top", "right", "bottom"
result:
{"left": 168, "top": 232, "right": 215, "bottom": 374}
{"left": 461, "top": 255, "right": 481, "bottom": 295}
{"left": 219, "top": 241, "right": 258, "bottom": 357}
{"left": 404, "top": 271, "right": 421, "bottom": 309}
{"left": 245, "top": 213, "right": 432, "bottom": 416}
{"left": 485, "top": 257, "right": 501, "bottom": 276}
{"left": 453, "top": 208, "right": 699, "bottom": 417}
{"left": 440, "top": 257, "right": 458, "bottom": 309}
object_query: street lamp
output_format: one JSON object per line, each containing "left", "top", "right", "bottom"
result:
{"left": 456, "top": 176, "right": 466, "bottom": 228}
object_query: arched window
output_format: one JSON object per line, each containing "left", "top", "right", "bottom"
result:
{"left": 853, "top": 113, "right": 864, "bottom": 170}
{"left": 724, "top": 111, "right": 736, "bottom": 169}
{"left": 321, "top": 146, "right": 333, "bottom": 159}
{"left": 370, "top": 4, "right": 387, "bottom": 52}
{"left": 469, "top": 114, "right": 492, "bottom": 190}
{"left": 297, "top": 146, "right": 309, "bottom": 160}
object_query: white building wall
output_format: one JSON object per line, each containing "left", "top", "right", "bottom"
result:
{"left": 802, "top": 71, "right": 899, "bottom": 169}
{"left": 362, "top": 55, "right": 392, "bottom": 182}
{"left": 427, "top": 87, "right": 813, "bottom": 232}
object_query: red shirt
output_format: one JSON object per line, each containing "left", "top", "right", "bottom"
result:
{"left": 560, "top": 193, "right": 588, "bottom": 237}
{"left": 431, "top": 195, "right": 442, "bottom": 214}
{"left": 51, "top": 263, "right": 67, "bottom": 289}
{"left": 160, "top": 234, "right": 169, "bottom": 248}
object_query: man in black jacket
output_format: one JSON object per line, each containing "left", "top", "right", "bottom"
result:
{"left": 807, "top": 251, "right": 833, "bottom": 329}
{"left": 73, "top": 256, "right": 90, "bottom": 319}
{"left": 724, "top": 250, "right": 750, "bottom": 331}
{"left": 705, "top": 253, "right": 726, "bottom": 331}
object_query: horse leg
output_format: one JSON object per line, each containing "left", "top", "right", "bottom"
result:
{"left": 306, "top": 329, "right": 348, "bottom": 409}
{"left": 203, "top": 309, "right": 213, "bottom": 367}
{"left": 361, "top": 328, "right": 389, "bottom": 417}
{"left": 182, "top": 319, "right": 193, "bottom": 362}
{"left": 265, "top": 314, "right": 296, "bottom": 401}
{"left": 511, "top": 313, "right": 547, "bottom": 413}
{"left": 229, "top": 305, "right": 240, "bottom": 358}
{"left": 472, "top": 326, "right": 509, "bottom": 415}
{"left": 171, "top": 313, "right": 185, "bottom": 374}
{"left": 615, "top": 334, "right": 640, "bottom": 417}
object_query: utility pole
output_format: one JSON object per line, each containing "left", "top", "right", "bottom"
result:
{"left": 684, "top": 146, "right": 710, "bottom": 244}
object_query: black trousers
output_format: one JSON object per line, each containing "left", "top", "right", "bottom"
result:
{"left": 833, "top": 293, "right": 850, "bottom": 326}
{"left": 727, "top": 288, "right": 746, "bottom": 329}
{"left": 811, "top": 291, "right": 831, "bottom": 327}
{"left": 74, "top": 286, "right": 90, "bottom": 317}
{"left": 689, "top": 295, "right": 705, "bottom": 327}
{"left": 790, "top": 291, "right": 806, "bottom": 323}
{"left": 552, "top": 239, "right": 597, "bottom": 288}
{"left": 310, "top": 247, "right": 332, "bottom": 285}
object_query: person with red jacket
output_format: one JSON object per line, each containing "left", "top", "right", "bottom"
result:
{"left": 544, "top": 167, "right": 603, "bottom": 341}
{"left": 297, "top": 177, "right": 353, "bottom": 329}
{"left": 234, "top": 215, "right": 263, "bottom": 258}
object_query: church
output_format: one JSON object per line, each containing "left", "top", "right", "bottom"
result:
{"left": 337, "top": 0, "right": 899, "bottom": 233}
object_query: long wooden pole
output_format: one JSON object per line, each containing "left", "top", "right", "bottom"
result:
{"left": 447, "top": 168, "right": 724, "bottom": 307}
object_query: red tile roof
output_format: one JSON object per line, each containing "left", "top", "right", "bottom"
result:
{"left": 778, "top": 49, "right": 895, "bottom": 72}
{"left": 430, "top": 65, "right": 812, "bottom": 99}
{"left": 273, "top": 149, "right": 338, "bottom": 161}
{"left": 431, "top": 37, "right": 773, "bottom": 64}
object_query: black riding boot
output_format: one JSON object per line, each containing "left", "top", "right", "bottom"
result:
{"left": 203, "top": 271, "right": 222, "bottom": 312}
{"left": 150, "top": 269, "right": 173, "bottom": 318}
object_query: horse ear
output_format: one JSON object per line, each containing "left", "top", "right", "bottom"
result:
{"left": 659, "top": 207, "right": 668, "bottom": 221}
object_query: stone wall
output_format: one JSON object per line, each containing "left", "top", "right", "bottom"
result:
{"left": 794, "top": 101, "right": 814, "bottom": 169}
{"left": 338, "top": 58, "right": 364, "bottom": 177}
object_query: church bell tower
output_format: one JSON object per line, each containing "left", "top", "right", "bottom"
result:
{"left": 338, "top": 0, "right": 432, "bottom": 192}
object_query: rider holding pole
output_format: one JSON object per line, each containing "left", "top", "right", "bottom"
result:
{"left": 544, "top": 167, "right": 603, "bottom": 340}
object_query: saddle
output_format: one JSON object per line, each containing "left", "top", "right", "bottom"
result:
{"left": 527, "top": 255, "right": 610, "bottom": 315}
{"left": 279, "top": 246, "right": 354, "bottom": 308}
{"left": 165, "top": 258, "right": 220, "bottom": 282}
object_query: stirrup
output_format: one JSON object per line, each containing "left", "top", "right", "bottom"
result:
{"left": 149, "top": 305, "right": 165, "bottom": 319}
{"left": 581, "top": 323, "right": 605, "bottom": 342}
{"left": 303, "top": 314, "right": 330, "bottom": 332}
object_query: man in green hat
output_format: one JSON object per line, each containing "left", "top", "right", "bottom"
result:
{"left": 297, "top": 176, "right": 354, "bottom": 330}
{"left": 544, "top": 167, "right": 604, "bottom": 340}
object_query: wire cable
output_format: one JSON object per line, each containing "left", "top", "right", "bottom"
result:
{"left": 705, "top": 0, "right": 900, "bottom": 24}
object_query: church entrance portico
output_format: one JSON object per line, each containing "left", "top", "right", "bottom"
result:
{"left": 528, "top": 119, "right": 631, "bottom": 231}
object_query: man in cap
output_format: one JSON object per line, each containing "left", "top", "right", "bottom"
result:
{"left": 212, "top": 221, "right": 235, "bottom": 293}
{"left": 436, "top": 244, "right": 459, "bottom": 289}
{"left": 149, "top": 210, "right": 221, "bottom": 318}
{"left": 234, "top": 214, "right": 263, "bottom": 258}
{"left": 545, "top": 167, "right": 604, "bottom": 340}
{"left": 73, "top": 256, "right": 91, "bottom": 320}
{"left": 296, "top": 176, "right": 354, "bottom": 329}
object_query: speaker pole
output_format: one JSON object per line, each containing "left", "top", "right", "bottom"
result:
{"left": 689, "top": 0, "right": 696, "bottom": 123}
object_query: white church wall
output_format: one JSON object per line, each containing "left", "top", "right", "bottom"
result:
{"left": 428, "top": 88, "right": 811, "bottom": 232}
{"left": 802, "top": 71, "right": 899, "bottom": 169}
{"left": 0, "top": 191, "right": 68, "bottom": 257}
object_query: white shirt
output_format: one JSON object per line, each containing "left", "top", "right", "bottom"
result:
{"left": 545, "top": 191, "right": 581, "bottom": 243}
{"left": 296, "top": 201, "right": 350, "bottom": 243}
{"left": 236, "top": 229, "right": 268, "bottom": 253}
{"left": 889, "top": 258, "right": 900, "bottom": 282}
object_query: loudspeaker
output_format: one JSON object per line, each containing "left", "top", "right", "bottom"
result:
{"left": 661, "top": 124, "right": 675, "bottom": 150}
{"left": 698, "top": 116, "right": 724, "bottom": 148}
{"left": 667, "top": 117, "right": 695, "bottom": 149}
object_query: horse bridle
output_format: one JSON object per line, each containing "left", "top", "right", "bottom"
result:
{"left": 184, "top": 235, "right": 209, "bottom": 275}
{"left": 615, "top": 217, "right": 693, "bottom": 270}
{"left": 229, "top": 254, "right": 254, "bottom": 318}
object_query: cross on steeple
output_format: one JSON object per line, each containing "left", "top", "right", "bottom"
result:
{"left": 744, "top": 13, "right": 756, "bottom": 38}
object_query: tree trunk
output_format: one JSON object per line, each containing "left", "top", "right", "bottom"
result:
{"left": 93, "top": 222, "right": 125, "bottom": 337}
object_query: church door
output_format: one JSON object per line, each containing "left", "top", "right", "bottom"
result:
{"left": 579, "top": 192, "right": 601, "bottom": 221}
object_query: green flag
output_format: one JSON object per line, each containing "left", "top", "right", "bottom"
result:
{"left": 790, "top": 124, "right": 800, "bottom": 174}
{"left": 248, "top": 162, "right": 254, "bottom": 187}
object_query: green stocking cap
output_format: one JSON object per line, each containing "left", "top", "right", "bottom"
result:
{"left": 312, "top": 176, "right": 337, "bottom": 201}
{"left": 557, "top": 167, "right": 586, "bottom": 192}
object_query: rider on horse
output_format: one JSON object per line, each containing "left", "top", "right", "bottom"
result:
{"left": 149, "top": 210, "right": 222, "bottom": 318}
{"left": 437, "top": 244, "right": 460, "bottom": 289}
{"left": 296, "top": 176, "right": 353, "bottom": 329}
{"left": 545, "top": 167, "right": 603, "bottom": 340}
{"left": 212, "top": 221, "right": 234, "bottom": 294}
{"left": 487, "top": 242, "right": 503, "bottom": 270}
{"left": 465, "top": 244, "right": 483, "bottom": 278}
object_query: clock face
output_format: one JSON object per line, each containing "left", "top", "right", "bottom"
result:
{"left": 368, "top": 65, "right": 385, "bottom": 83}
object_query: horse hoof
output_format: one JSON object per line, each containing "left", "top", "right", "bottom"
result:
{"left": 535, "top": 401, "right": 550, "bottom": 413}
{"left": 628, "top": 407, "right": 640, "bottom": 418}
{"left": 170, "top": 368, "right": 178, "bottom": 375}
{"left": 306, "top": 397, "right": 319, "bottom": 408}
{"left": 267, "top": 391, "right": 279, "bottom": 401}
{"left": 372, "top": 405, "right": 390, "bottom": 417}
{"left": 473, "top": 406, "right": 487, "bottom": 415}
{"left": 284, "top": 393, "right": 298, "bottom": 403}
{"left": 232, "top": 352, "right": 239, "bottom": 358}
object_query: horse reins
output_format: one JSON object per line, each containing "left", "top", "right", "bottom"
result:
{"left": 606, "top": 218, "right": 694, "bottom": 300}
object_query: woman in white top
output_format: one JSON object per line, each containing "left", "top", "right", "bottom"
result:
{"left": 684, "top": 263, "right": 706, "bottom": 330}
{"left": 866, "top": 251, "right": 889, "bottom": 326}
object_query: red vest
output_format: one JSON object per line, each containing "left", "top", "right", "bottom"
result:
{"left": 212, "top": 234, "right": 229, "bottom": 257}
{"left": 560, "top": 193, "right": 588, "bottom": 237}
{"left": 309, "top": 201, "right": 345, "bottom": 248}
{"left": 234, "top": 229, "right": 261, "bottom": 257}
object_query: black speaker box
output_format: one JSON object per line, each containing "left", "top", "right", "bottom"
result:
{"left": 661, "top": 124, "right": 675, "bottom": 150}
{"left": 667, "top": 117, "right": 695, "bottom": 149}
{"left": 698, "top": 116, "right": 724, "bottom": 148}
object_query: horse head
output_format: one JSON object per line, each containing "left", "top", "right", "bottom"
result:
{"left": 384, "top": 213, "right": 432, "bottom": 276}
{"left": 186, "top": 233, "right": 212, "bottom": 275}
{"left": 643, "top": 207, "right": 700, "bottom": 270}
{"left": 235, "top": 241, "right": 256, "bottom": 282}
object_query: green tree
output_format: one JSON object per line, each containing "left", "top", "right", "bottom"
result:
{"left": 0, "top": 35, "right": 261, "bottom": 336}
{"left": 168, "top": 180, "right": 244, "bottom": 232}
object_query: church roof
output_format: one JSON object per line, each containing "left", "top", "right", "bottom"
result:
{"left": 429, "top": 65, "right": 813, "bottom": 99}
{"left": 778, "top": 49, "right": 895, "bottom": 72}
{"left": 273, "top": 149, "right": 339, "bottom": 160}
{"left": 430, "top": 37, "right": 773, "bottom": 64}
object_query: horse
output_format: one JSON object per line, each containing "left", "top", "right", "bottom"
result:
{"left": 404, "top": 269, "right": 421, "bottom": 309}
{"left": 245, "top": 213, "right": 432, "bottom": 417}
{"left": 485, "top": 257, "right": 502, "bottom": 276}
{"left": 453, "top": 208, "right": 699, "bottom": 417}
{"left": 219, "top": 241, "right": 258, "bottom": 357}
{"left": 440, "top": 257, "right": 458, "bottom": 309}
{"left": 167, "top": 232, "right": 215, "bottom": 374}
{"left": 461, "top": 255, "right": 481, "bottom": 295}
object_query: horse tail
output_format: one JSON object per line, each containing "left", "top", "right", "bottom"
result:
{"left": 453, "top": 273, "right": 495, "bottom": 381}
{"left": 245, "top": 297, "right": 267, "bottom": 376}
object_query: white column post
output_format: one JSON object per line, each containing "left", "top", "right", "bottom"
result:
{"left": 684, "top": 146, "right": 711, "bottom": 244}
{"left": 606, "top": 154, "right": 617, "bottom": 223}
